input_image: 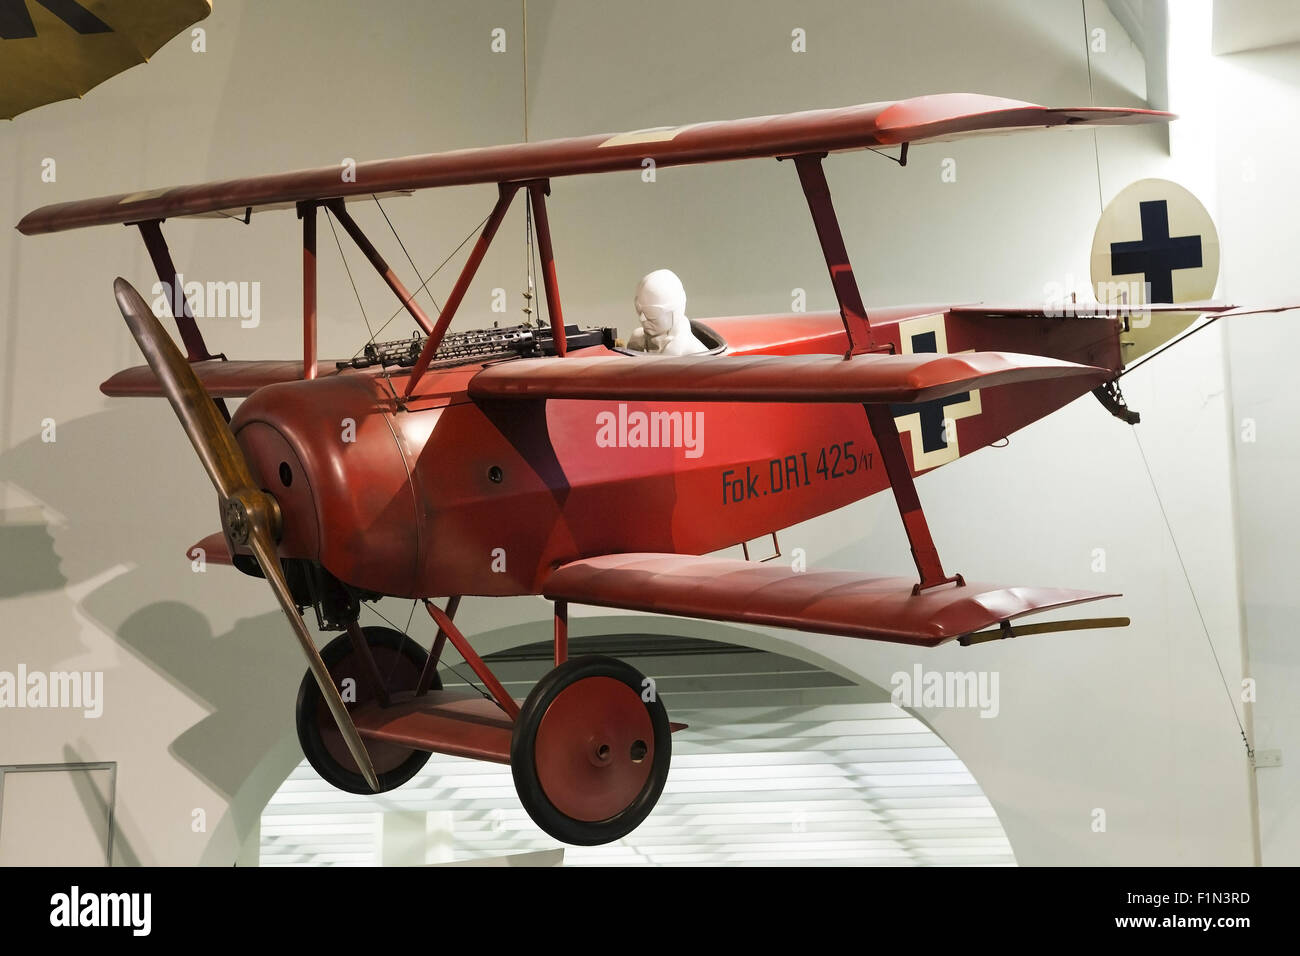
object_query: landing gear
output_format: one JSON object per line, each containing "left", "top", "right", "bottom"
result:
{"left": 510, "top": 655, "right": 671, "bottom": 846}
{"left": 295, "top": 625, "right": 441, "bottom": 794}
{"left": 294, "top": 607, "right": 674, "bottom": 846}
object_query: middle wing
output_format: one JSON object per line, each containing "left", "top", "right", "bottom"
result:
{"left": 468, "top": 350, "right": 1108, "bottom": 404}
{"left": 101, "top": 358, "right": 344, "bottom": 398}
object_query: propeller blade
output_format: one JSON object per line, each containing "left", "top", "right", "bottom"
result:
{"left": 113, "top": 278, "right": 254, "bottom": 500}
{"left": 246, "top": 525, "right": 380, "bottom": 792}
{"left": 112, "top": 277, "right": 381, "bottom": 793}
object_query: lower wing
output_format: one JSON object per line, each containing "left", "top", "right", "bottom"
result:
{"left": 545, "top": 553, "right": 1122, "bottom": 648}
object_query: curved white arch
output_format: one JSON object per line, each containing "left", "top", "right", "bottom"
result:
{"left": 235, "top": 611, "right": 1018, "bottom": 866}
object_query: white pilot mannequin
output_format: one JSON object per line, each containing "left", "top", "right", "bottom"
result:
{"left": 626, "top": 269, "right": 708, "bottom": 355}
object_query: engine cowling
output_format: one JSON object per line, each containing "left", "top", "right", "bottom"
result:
{"left": 231, "top": 375, "right": 420, "bottom": 596}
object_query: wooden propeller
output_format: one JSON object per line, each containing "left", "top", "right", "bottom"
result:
{"left": 112, "top": 277, "right": 380, "bottom": 792}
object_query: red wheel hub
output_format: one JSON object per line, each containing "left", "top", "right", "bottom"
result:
{"left": 534, "top": 676, "right": 655, "bottom": 822}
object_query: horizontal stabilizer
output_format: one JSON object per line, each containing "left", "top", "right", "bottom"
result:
{"left": 469, "top": 350, "right": 1107, "bottom": 405}
{"left": 949, "top": 300, "right": 1299, "bottom": 319}
{"left": 1215, "top": 304, "right": 1300, "bottom": 318}
{"left": 544, "top": 553, "right": 1119, "bottom": 648}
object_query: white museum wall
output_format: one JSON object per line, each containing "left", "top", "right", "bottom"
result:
{"left": 1215, "top": 42, "right": 1300, "bottom": 867}
{"left": 0, "top": 0, "right": 1270, "bottom": 865}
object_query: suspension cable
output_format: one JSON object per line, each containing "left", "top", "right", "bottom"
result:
{"left": 1130, "top": 427, "right": 1254, "bottom": 759}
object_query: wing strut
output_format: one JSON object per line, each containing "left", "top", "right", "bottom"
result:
{"left": 405, "top": 183, "right": 522, "bottom": 397}
{"left": 792, "top": 153, "right": 878, "bottom": 355}
{"left": 135, "top": 219, "right": 218, "bottom": 364}
{"left": 300, "top": 202, "right": 318, "bottom": 380}
{"left": 527, "top": 181, "right": 567, "bottom": 357}
{"left": 326, "top": 198, "right": 436, "bottom": 337}
{"left": 865, "top": 398, "right": 962, "bottom": 591}
{"left": 134, "top": 219, "right": 229, "bottom": 421}
{"left": 790, "top": 151, "right": 960, "bottom": 592}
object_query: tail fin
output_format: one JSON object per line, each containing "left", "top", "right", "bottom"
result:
{"left": 1089, "top": 178, "right": 1220, "bottom": 362}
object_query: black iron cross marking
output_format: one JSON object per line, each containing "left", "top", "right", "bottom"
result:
{"left": 0, "top": 0, "right": 112, "bottom": 40}
{"left": 1109, "top": 199, "right": 1202, "bottom": 304}
{"left": 891, "top": 330, "right": 968, "bottom": 454}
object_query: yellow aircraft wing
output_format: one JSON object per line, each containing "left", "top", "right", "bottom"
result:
{"left": 1, "top": 0, "right": 211, "bottom": 120}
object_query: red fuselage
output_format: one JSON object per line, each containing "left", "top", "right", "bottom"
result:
{"left": 230, "top": 308, "right": 1121, "bottom": 598}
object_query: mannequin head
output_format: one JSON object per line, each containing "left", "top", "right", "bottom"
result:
{"left": 634, "top": 269, "right": 687, "bottom": 337}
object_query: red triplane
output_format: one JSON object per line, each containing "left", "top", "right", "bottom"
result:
{"left": 18, "top": 93, "right": 1285, "bottom": 845}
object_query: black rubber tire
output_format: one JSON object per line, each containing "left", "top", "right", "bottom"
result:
{"left": 510, "top": 655, "right": 671, "bottom": 846}
{"left": 295, "top": 625, "right": 441, "bottom": 795}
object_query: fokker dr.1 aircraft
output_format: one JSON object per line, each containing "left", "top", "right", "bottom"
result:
{"left": 18, "top": 93, "right": 1289, "bottom": 845}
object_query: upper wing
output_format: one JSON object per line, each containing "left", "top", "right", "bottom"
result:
{"left": 468, "top": 350, "right": 1109, "bottom": 404}
{"left": 544, "top": 553, "right": 1119, "bottom": 648}
{"left": 17, "top": 93, "right": 1170, "bottom": 234}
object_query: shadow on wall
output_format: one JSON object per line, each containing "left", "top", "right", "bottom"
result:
{"left": 1, "top": 405, "right": 308, "bottom": 862}
{"left": 0, "top": 519, "right": 65, "bottom": 597}
{"left": 98, "top": 598, "right": 304, "bottom": 800}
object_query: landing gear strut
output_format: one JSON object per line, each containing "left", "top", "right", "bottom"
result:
{"left": 293, "top": 602, "right": 676, "bottom": 846}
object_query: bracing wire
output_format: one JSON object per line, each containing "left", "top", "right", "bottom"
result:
{"left": 324, "top": 205, "right": 376, "bottom": 345}
{"left": 348, "top": 210, "right": 493, "bottom": 357}
{"left": 363, "top": 601, "right": 492, "bottom": 703}
{"left": 1120, "top": 315, "right": 1222, "bottom": 378}
{"left": 359, "top": 598, "right": 418, "bottom": 687}
{"left": 374, "top": 194, "right": 442, "bottom": 317}
{"left": 326, "top": 205, "right": 402, "bottom": 403}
